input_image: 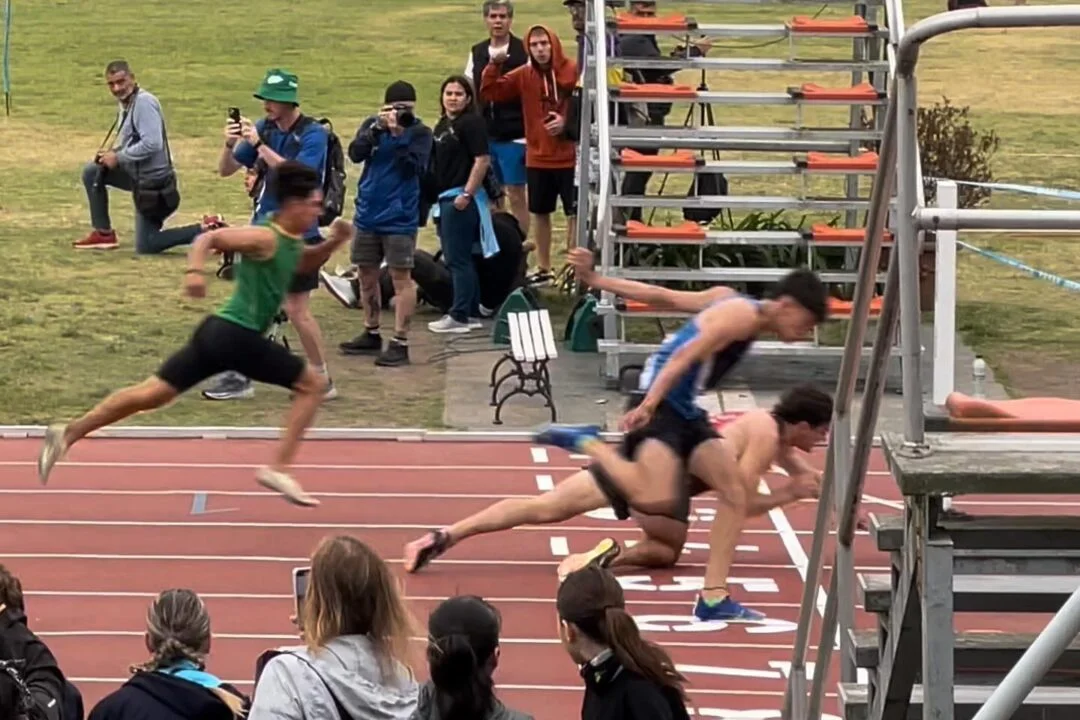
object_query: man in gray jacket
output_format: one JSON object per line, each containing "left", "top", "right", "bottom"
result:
{"left": 74, "top": 60, "right": 223, "bottom": 253}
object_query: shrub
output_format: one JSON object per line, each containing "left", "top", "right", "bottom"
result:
{"left": 917, "top": 97, "right": 1001, "bottom": 209}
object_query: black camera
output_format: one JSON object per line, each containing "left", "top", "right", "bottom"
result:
{"left": 392, "top": 103, "right": 415, "bottom": 127}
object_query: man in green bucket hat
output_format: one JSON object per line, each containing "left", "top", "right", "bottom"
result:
{"left": 209, "top": 68, "right": 337, "bottom": 402}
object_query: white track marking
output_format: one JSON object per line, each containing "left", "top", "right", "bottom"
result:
{"left": 530, "top": 447, "right": 549, "bottom": 464}
{"left": 549, "top": 537, "right": 569, "bottom": 556}
{"left": 535, "top": 475, "right": 554, "bottom": 491}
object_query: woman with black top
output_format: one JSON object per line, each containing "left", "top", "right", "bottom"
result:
{"left": 411, "top": 595, "right": 532, "bottom": 720}
{"left": 556, "top": 565, "right": 692, "bottom": 720}
{"left": 427, "top": 75, "right": 492, "bottom": 335}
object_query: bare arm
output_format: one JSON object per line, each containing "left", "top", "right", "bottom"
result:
{"left": 295, "top": 219, "right": 355, "bottom": 275}
{"left": 567, "top": 247, "right": 735, "bottom": 313}
{"left": 465, "top": 154, "right": 490, "bottom": 196}
{"left": 187, "top": 226, "right": 277, "bottom": 275}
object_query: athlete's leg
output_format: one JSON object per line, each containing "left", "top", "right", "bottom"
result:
{"left": 607, "top": 512, "right": 688, "bottom": 570}
{"left": 685, "top": 437, "right": 764, "bottom": 621}
{"left": 403, "top": 469, "right": 610, "bottom": 573}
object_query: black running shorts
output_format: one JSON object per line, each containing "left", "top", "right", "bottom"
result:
{"left": 156, "top": 315, "right": 306, "bottom": 394}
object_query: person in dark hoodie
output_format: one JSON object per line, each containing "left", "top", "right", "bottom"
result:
{"left": 0, "top": 565, "right": 76, "bottom": 720}
{"left": 86, "top": 588, "right": 247, "bottom": 720}
{"left": 480, "top": 24, "right": 578, "bottom": 287}
{"left": 338, "top": 80, "right": 433, "bottom": 368}
{"left": 466, "top": 1, "right": 530, "bottom": 236}
{"left": 556, "top": 565, "right": 691, "bottom": 720}
{"left": 411, "top": 595, "right": 532, "bottom": 720}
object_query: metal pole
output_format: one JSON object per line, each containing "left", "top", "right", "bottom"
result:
{"left": 932, "top": 180, "right": 958, "bottom": 406}
{"left": 832, "top": 415, "right": 856, "bottom": 684}
{"left": 913, "top": 208, "right": 1080, "bottom": 232}
{"left": 894, "top": 73, "right": 925, "bottom": 446}
{"left": 970, "top": 586, "right": 1080, "bottom": 720}
{"left": 808, "top": 569, "right": 840, "bottom": 720}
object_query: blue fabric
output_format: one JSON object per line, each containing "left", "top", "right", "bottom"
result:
{"left": 233, "top": 117, "right": 328, "bottom": 240}
{"left": 351, "top": 117, "right": 433, "bottom": 235}
{"left": 489, "top": 140, "right": 527, "bottom": 186}
{"left": 156, "top": 660, "right": 223, "bottom": 689}
{"left": 436, "top": 198, "right": 481, "bottom": 323}
{"left": 432, "top": 186, "right": 499, "bottom": 259}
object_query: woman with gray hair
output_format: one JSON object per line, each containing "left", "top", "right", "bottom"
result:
{"left": 87, "top": 588, "right": 248, "bottom": 720}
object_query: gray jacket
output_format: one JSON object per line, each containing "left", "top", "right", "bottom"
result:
{"left": 410, "top": 681, "right": 534, "bottom": 720}
{"left": 113, "top": 87, "right": 173, "bottom": 179}
{"left": 248, "top": 635, "right": 419, "bottom": 720}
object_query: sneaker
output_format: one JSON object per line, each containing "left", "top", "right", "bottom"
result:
{"left": 37, "top": 423, "right": 69, "bottom": 485}
{"left": 255, "top": 466, "right": 319, "bottom": 507}
{"left": 73, "top": 229, "right": 118, "bottom": 250}
{"left": 557, "top": 537, "right": 621, "bottom": 581}
{"left": 693, "top": 594, "right": 765, "bottom": 622}
{"left": 526, "top": 269, "right": 554, "bottom": 286}
{"left": 320, "top": 271, "right": 359, "bottom": 309}
{"left": 478, "top": 304, "right": 495, "bottom": 319}
{"left": 201, "top": 372, "right": 255, "bottom": 400}
{"left": 375, "top": 340, "right": 410, "bottom": 367}
{"left": 403, "top": 529, "right": 453, "bottom": 572}
{"left": 533, "top": 424, "right": 602, "bottom": 453}
{"left": 428, "top": 315, "right": 473, "bottom": 334}
{"left": 202, "top": 214, "right": 227, "bottom": 230}
{"left": 340, "top": 331, "right": 382, "bottom": 355}
{"left": 322, "top": 377, "right": 339, "bottom": 400}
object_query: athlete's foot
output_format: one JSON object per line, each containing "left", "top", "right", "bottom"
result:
{"left": 37, "top": 424, "right": 70, "bottom": 485}
{"left": 693, "top": 593, "right": 766, "bottom": 622}
{"left": 533, "top": 424, "right": 601, "bottom": 453}
{"left": 403, "top": 529, "right": 452, "bottom": 573}
{"left": 255, "top": 467, "right": 319, "bottom": 507}
{"left": 557, "top": 537, "right": 621, "bottom": 581}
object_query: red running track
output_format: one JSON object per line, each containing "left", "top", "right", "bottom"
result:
{"left": 0, "top": 436, "right": 1064, "bottom": 719}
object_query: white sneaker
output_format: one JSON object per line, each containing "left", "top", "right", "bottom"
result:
{"left": 319, "top": 271, "right": 357, "bottom": 309}
{"left": 38, "top": 423, "right": 69, "bottom": 485}
{"left": 428, "top": 315, "right": 473, "bottom": 334}
{"left": 256, "top": 466, "right": 320, "bottom": 507}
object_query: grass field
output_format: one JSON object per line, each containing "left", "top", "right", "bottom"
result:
{"left": 0, "top": 0, "right": 1078, "bottom": 428}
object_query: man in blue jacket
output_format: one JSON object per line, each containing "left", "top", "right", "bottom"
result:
{"left": 338, "top": 81, "right": 433, "bottom": 367}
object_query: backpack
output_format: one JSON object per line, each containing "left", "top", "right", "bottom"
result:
{"left": 253, "top": 115, "right": 347, "bottom": 227}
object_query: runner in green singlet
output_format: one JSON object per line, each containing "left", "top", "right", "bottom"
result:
{"left": 36, "top": 161, "right": 351, "bottom": 507}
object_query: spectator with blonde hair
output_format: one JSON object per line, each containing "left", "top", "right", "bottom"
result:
{"left": 250, "top": 534, "right": 419, "bottom": 719}
{"left": 87, "top": 588, "right": 248, "bottom": 719}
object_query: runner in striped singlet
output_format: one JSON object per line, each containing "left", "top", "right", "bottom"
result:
{"left": 36, "top": 161, "right": 352, "bottom": 507}
{"left": 535, "top": 248, "right": 829, "bottom": 621}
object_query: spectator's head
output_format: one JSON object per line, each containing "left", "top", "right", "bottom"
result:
{"left": 383, "top": 81, "right": 418, "bottom": 126}
{"left": 425, "top": 595, "right": 502, "bottom": 720}
{"left": 131, "top": 589, "right": 212, "bottom": 674}
{"left": 629, "top": 0, "right": 657, "bottom": 16}
{"left": 440, "top": 75, "right": 477, "bottom": 118}
{"left": 0, "top": 565, "right": 23, "bottom": 615}
{"left": 104, "top": 59, "right": 136, "bottom": 102}
{"left": 301, "top": 535, "right": 418, "bottom": 683}
{"left": 482, "top": 0, "right": 514, "bottom": 39}
{"left": 772, "top": 384, "right": 833, "bottom": 451}
{"left": 766, "top": 268, "right": 829, "bottom": 341}
{"left": 556, "top": 565, "right": 687, "bottom": 701}
{"left": 526, "top": 26, "right": 554, "bottom": 67}
{"left": 268, "top": 160, "right": 323, "bottom": 229}
{"left": 563, "top": 0, "right": 585, "bottom": 34}
{"left": 254, "top": 67, "right": 301, "bottom": 123}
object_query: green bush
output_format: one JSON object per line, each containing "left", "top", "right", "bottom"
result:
{"left": 918, "top": 97, "right": 1001, "bottom": 209}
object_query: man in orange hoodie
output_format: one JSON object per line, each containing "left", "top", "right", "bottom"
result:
{"left": 481, "top": 24, "right": 578, "bottom": 286}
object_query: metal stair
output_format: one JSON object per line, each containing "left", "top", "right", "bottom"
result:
{"left": 579, "top": 0, "right": 900, "bottom": 383}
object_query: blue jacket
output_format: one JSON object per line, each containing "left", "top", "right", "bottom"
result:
{"left": 349, "top": 116, "right": 433, "bottom": 236}
{"left": 233, "top": 116, "right": 328, "bottom": 240}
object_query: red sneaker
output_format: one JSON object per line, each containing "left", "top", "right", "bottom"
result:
{"left": 202, "top": 214, "right": 227, "bottom": 230}
{"left": 73, "top": 229, "right": 118, "bottom": 250}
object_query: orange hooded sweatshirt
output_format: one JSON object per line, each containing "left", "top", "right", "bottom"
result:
{"left": 480, "top": 24, "right": 579, "bottom": 170}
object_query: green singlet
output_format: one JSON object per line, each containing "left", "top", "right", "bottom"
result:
{"left": 214, "top": 220, "right": 304, "bottom": 334}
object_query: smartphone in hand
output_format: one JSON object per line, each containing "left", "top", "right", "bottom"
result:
{"left": 228, "top": 107, "right": 241, "bottom": 124}
{"left": 292, "top": 566, "right": 310, "bottom": 624}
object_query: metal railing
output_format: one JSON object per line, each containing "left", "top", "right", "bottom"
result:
{"left": 784, "top": 5, "right": 1080, "bottom": 720}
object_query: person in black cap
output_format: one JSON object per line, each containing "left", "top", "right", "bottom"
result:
{"left": 336, "top": 79, "right": 433, "bottom": 367}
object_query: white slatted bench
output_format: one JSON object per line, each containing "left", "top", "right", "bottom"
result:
{"left": 489, "top": 309, "right": 559, "bottom": 424}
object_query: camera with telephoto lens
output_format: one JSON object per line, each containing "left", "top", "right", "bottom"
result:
{"left": 392, "top": 103, "right": 415, "bottom": 127}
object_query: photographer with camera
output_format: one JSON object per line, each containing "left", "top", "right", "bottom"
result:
{"left": 336, "top": 81, "right": 432, "bottom": 368}
{"left": 75, "top": 60, "right": 224, "bottom": 253}
{"left": 206, "top": 68, "right": 337, "bottom": 402}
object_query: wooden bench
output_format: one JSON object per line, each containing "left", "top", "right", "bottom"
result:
{"left": 489, "top": 309, "right": 559, "bottom": 425}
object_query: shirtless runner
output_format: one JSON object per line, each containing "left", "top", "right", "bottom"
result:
{"left": 403, "top": 385, "right": 831, "bottom": 619}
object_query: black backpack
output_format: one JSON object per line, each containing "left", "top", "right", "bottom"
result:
{"left": 254, "top": 115, "right": 347, "bottom": 227}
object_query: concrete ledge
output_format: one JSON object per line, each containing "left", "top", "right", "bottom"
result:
{"left": 881, "top": 431, "right": 1080, "bottom": 496}
{"left": 839, "top": 683, "right": 1080, "bottom": 720}
{"left": 871, "top": 512, "right": 1080, "bottom": 551}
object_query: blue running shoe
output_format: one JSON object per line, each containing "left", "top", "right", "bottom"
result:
{"left": 533, "top": 424, "right": 602, "bottom": 452}
{"left": 693, "top": 594, "right": 766, "bottom": 622}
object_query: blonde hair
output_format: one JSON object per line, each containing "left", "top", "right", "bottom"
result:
{"left": 131, "top": 588, "right": 211, "bottom": 674}
{"left": 301, "top": 535, "right": 420, "bottom": 684}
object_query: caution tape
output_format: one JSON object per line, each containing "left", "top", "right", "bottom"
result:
{"left": 956, "top": 239, "right": 1080, "bottom": 294}
{"left": 930, "top": 177, "right": 1080, "bottom": 202}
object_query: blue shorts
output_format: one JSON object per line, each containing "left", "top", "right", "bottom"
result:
{"left": 490, "top": 140, "right": 527, "bottom": 187}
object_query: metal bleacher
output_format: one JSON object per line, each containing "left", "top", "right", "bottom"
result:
{"left": 575, "top": 2, "right": 1080, "bottom": 720}
{"left": 578, "top": 0, "right": 898, "bottom": 385}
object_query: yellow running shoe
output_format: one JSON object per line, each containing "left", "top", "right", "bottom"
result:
{"left": 557, "top": 537, "right": 621, "bottom": 581}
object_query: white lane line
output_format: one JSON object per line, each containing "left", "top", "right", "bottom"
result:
{"left": 535, "top": 475, "right": 554, "bottom": 491}
{"left": 530, "top": 447, "right": 549, "bottom": 464}
{"left": 549, "top": 537, "right": 570, "bottom": 556}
